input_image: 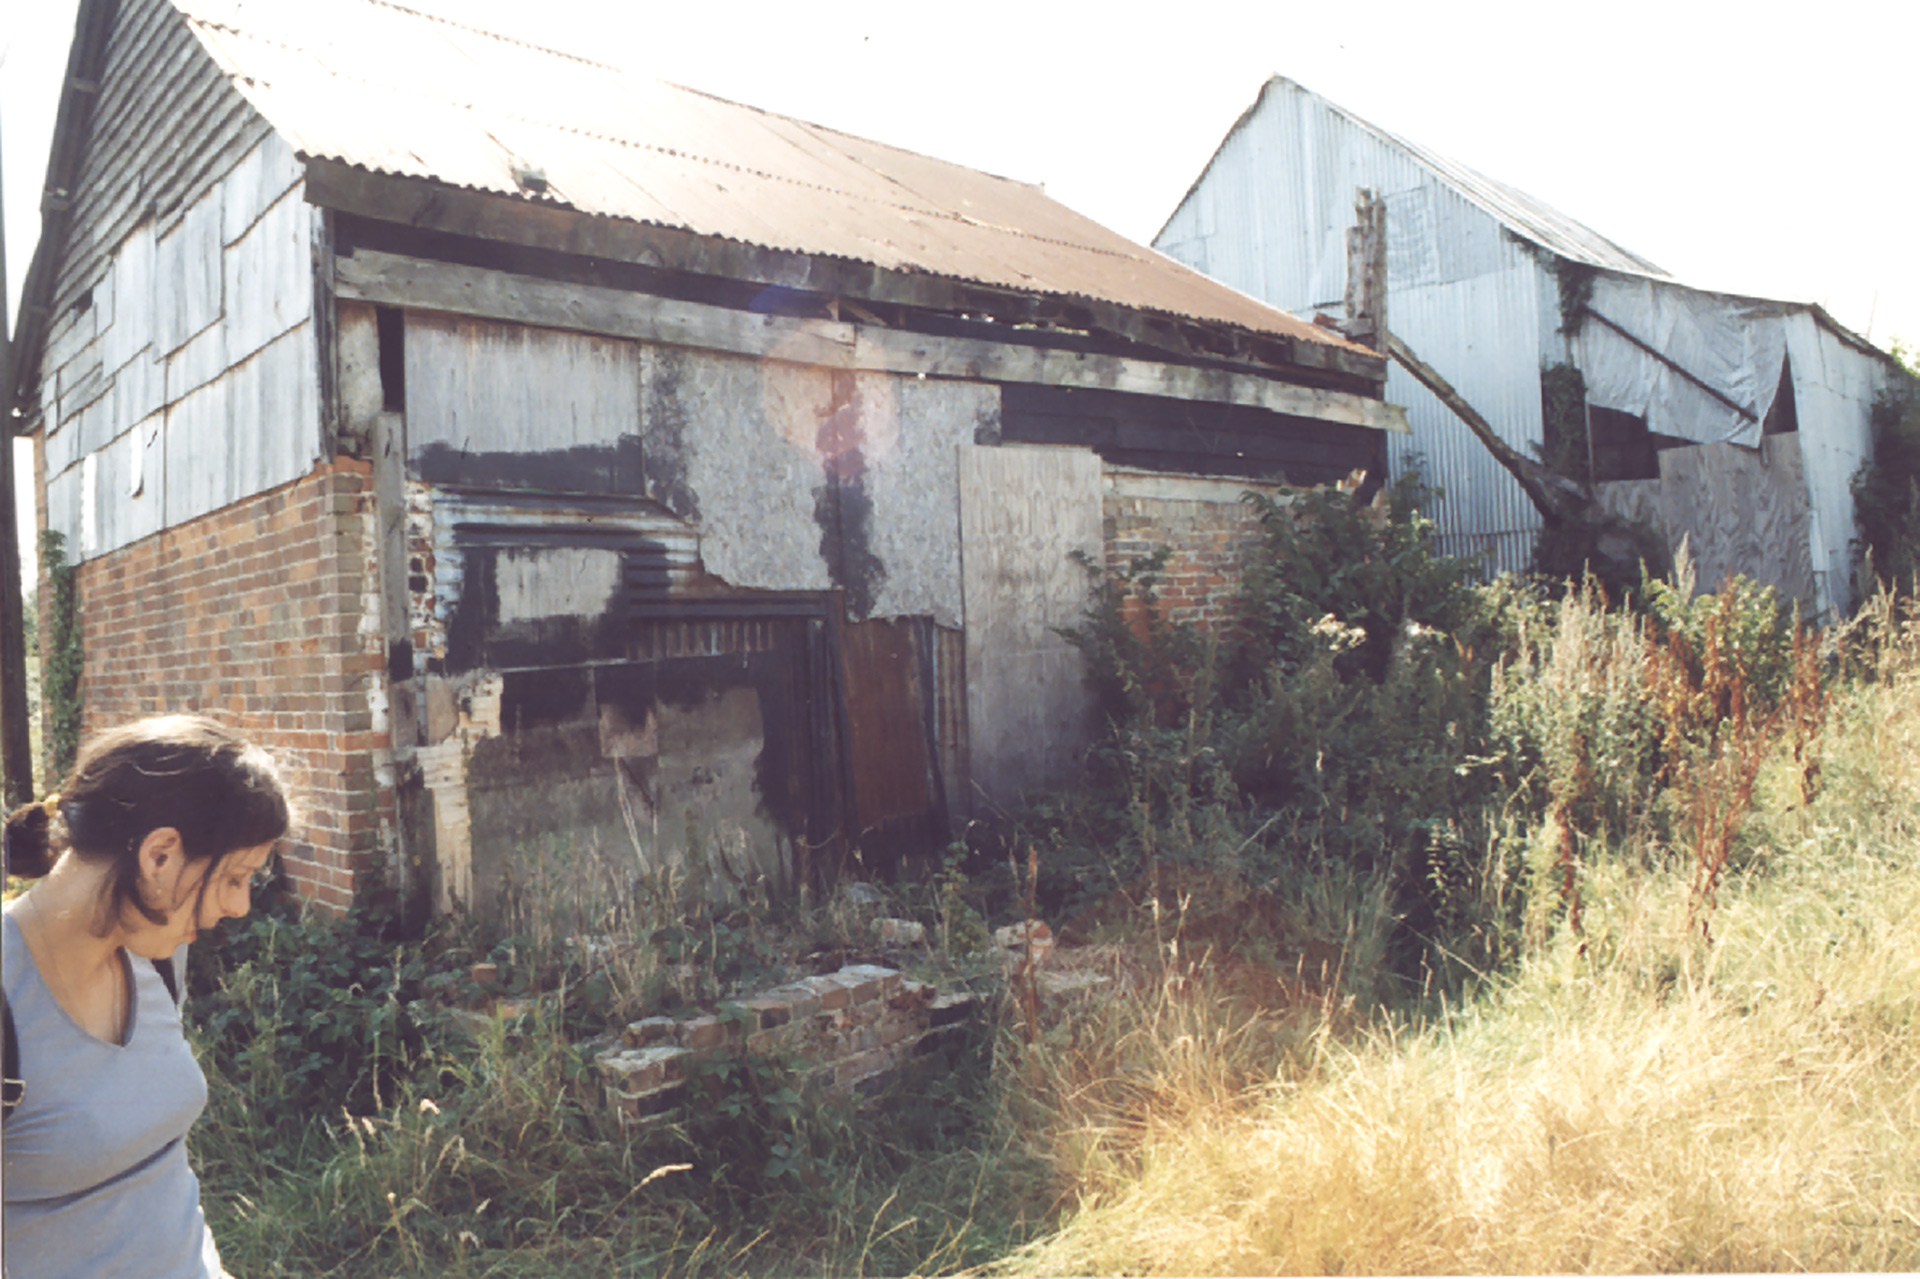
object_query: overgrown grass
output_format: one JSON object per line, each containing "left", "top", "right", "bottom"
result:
{"left": 179, "top": 511, "right": 1920, "bottom": 1275}
{"left": 999, "top": 591, "right": 1920, "bottom": 1276}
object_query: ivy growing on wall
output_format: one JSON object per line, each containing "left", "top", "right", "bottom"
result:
{"left": 1539, "top": 362, "right": 1592, "bottom": 488}
{"left": 39, "top": 530, "right": 83, "bottom": 782}
{"left": 1554, "top": 260, "right": 1598, "bottom": 335}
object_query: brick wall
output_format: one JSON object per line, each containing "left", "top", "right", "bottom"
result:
{"left": 594, "top": 963, "right": 978, "bottom": 1126}
{"left": 64, "top": 457, "right": 386, "bottom": 911}
{"left": 1102, "top": 469, "right": 1285, "bottom": 630}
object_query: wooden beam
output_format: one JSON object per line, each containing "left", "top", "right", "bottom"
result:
{"left": 1386, "top": 330, "right": 1589, "bottom": 523}
{"left": 1343, "top": 189, "right": 1387, "bottom": 352}
{"left": 0, "top": 106, "right": 35, "bottom": 806}
{"left": 305, "top": 160, "right": 1391, "bottom": 389}
{"left": 336, "top": 249, "right": 1410, "bottom": 433}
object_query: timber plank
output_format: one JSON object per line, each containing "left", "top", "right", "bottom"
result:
{"left": 334, "top": 250, "right": 1407, "bottom": 432}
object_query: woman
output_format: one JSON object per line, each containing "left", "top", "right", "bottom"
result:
{"left": 2, "top": 715, "right": 290, "bottom": 1278}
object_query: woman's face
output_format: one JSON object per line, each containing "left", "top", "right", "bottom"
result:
{"left": 126, "top": 841, "right": 276, "bottom": 958}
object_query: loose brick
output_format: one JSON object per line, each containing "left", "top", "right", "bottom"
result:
{"left": 803, "top": 974, "right": 852, "bottom": 1012}
{"left": 623, "top": 1016, "right": 677, "bottom": 1048}
{"left": 679, "top": 1015, "right": 727, "bottom": 1052}
{"left": 834, "top": 1049, "right": 891, "bottom": 1088}
{"left": 879, "top": 1015, "right": 920, "bottom": 1048}
{"left": 741, "top": 997, "right": 791, "bottom": 1031}
{"left": 597, "top": 1045, "right": 690, "bottom": 1094}
{"left": 758, "top": 983, "right": 822, "bottom": 1020}
{"left": 836, "top": 964, "right": 899, "bottom": 1005}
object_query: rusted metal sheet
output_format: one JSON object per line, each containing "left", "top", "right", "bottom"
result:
{"left": 931, "top": 623, "right": 968, "bottom": 832}
{"left": 839, "top": 618, "right": 938, "bottom": 859}
{"left": 171, "top": 0, "right": 1357, "bottom": 350}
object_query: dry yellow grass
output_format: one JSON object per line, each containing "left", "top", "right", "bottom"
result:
{"left": 999, "top": 609, "right": 1920, "bottom": 1276}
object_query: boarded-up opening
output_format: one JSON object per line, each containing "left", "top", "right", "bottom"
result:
{"left": 958, "top": 444, "right": 1103, "bottom": 812}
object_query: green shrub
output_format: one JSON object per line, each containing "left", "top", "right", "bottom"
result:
{"left": 1853, "top": 375, "right": 1920, "bottom": 596}
{"left": 186, "top": 871, "right": 442, "bottom": 1139}
{"left": 1050, "top": 476, "right": 1510, "bottom": 994}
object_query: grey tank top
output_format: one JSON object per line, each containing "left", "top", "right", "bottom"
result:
{"left": 1, "top": 910, "right": 222, "bottom": 1278}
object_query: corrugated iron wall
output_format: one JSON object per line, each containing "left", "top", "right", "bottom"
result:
{"left": 1786, "top": 314, "right": 1893, "bottom": 618}
{"left": 1157, "top": 80, "right": 1551, "bottom": 576}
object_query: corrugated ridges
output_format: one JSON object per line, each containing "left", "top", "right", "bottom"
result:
{"left": 170, "top": 0, "right": 1360, "bottom": 351}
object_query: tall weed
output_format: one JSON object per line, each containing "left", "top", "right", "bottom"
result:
{"left": 1004, "top": 632, "right": 1920, "bottom": 1276}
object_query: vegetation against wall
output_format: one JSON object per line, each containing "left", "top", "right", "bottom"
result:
{"left": 37, "top": 530, "right": 82, "bottom": 782}
{"left": 1852, "top": 366, "right": 1920, "bottom": 595}
{"left": 177, "top": 478, "right": 1912, "bottom": 1276}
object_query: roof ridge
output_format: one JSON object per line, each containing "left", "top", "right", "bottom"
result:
{"left": 1298, "top": 81, "right": 1666, "bottom": 276}
{"left": 353, "top": 0, "right": 622, "bottom": 72}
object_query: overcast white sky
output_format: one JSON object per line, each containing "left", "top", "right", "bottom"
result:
{"left": 8, "top": 0, "right": 1920, "bottom": 583}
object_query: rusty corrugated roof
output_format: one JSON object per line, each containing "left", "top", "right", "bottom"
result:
{"left": 172, "top": 0, "right": 1360, "bottom": 353}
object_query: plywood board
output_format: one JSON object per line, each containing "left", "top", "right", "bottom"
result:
{"left": 155, "top": 185, "right": 223, "bottom": 355}
{"left": 861, "top": 378, "right": 993, "bottom": 627}
{"left": 959, "top": 444, "right": 1102, "bottom": 811}
{"left": 163, "top": 323, "right": 321, "bottom": 527}
{"left": 405, "top": 312, "right": 642, "bottom": 483}
{"left": 1653, "top": 434, "right": 1815, "bottom": 607}
{"left": 644, "top": 346, "right": 833, "bottom": 593}
{"left": 223, "top": 185, "right": 312, "bottom": 365}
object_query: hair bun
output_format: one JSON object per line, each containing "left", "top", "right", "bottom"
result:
{"left": 3, "top": 801, "right": 58, "bottom": 880}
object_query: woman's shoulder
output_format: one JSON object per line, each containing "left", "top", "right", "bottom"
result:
{"left": 2, "top": 906, "right": 28, "bottom": 991}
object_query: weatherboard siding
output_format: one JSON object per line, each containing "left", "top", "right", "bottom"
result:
{"left": 36, "top": 0, "right": 317, "bottom": 565}
{"left": 40, "top": 131, "right": 318, "bottom": 561}
{"left": 52, "top": 0, "right": 271, "bottom": 320}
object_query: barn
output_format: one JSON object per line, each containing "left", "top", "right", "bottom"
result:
{"left": 7, "top": 2, "right": 1402, "bottom": 916}
{"left": 1156, "top": 76, "right": 1906, "bottom": 618}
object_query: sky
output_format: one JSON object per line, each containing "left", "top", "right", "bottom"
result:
{"left": 7, "top": 0, "right": 1920, "bottom": 586}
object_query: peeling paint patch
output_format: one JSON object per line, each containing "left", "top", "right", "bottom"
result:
{"left": 494, "top": 546, "right": 623, "bottom": 623}
{"left": 416, "top": 740, "right": 475, "bottom": 913}
{"left": 406, "top": 479, "right": 446, "bottom": 662}
{"left": 640, "top": 346, "right": 699, "bottom": 518}
{"left": 413, "top": 671, "right": 504, "bottom": 912}
{"left": 653, "top": 346, "right": 831, "bottom": 595}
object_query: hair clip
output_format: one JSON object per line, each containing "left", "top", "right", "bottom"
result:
{"left": 40, "top": 793, "right": 60, "bottom": 818}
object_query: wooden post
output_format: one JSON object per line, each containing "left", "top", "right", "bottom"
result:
{"left": 0, "top": 97, "right": 37, "bottom": 808}
{"left": 1343, "top": 189, "right": 1387, "bottom": 352}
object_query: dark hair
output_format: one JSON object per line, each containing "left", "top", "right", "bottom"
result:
{"left": 2, "top": 715, "right": 290, "bottom": 926}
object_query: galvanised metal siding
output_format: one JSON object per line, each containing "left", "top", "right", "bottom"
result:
{"left": 1786, "top": 312, "right": 1893, "bottom": 619}
{"left": 1386, "top": 264, "right": 1547, "bottom": 577}
{"left": 1157, "top": 78, "right": 1552, "bottom": 575}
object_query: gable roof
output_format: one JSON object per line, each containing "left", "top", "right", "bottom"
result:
{"left": 172, "top": 0, "right": 1360, "bottom": 354}
{"left": 1164, "top": 76, "right": 1906, "bottom": 370}
{"left": 1164, "top": 76, "right": 1666, "bottom": 278}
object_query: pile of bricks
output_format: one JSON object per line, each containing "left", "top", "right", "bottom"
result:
{"left": 595, "top": 963, "right": 976, "bottom": 1125}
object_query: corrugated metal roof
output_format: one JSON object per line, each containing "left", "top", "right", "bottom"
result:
{"left": 1166, "top": 77, "right": 1667, "bottom": 279}
{"left": 169, "top": 0, "right": 1359, "bottom": 353}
